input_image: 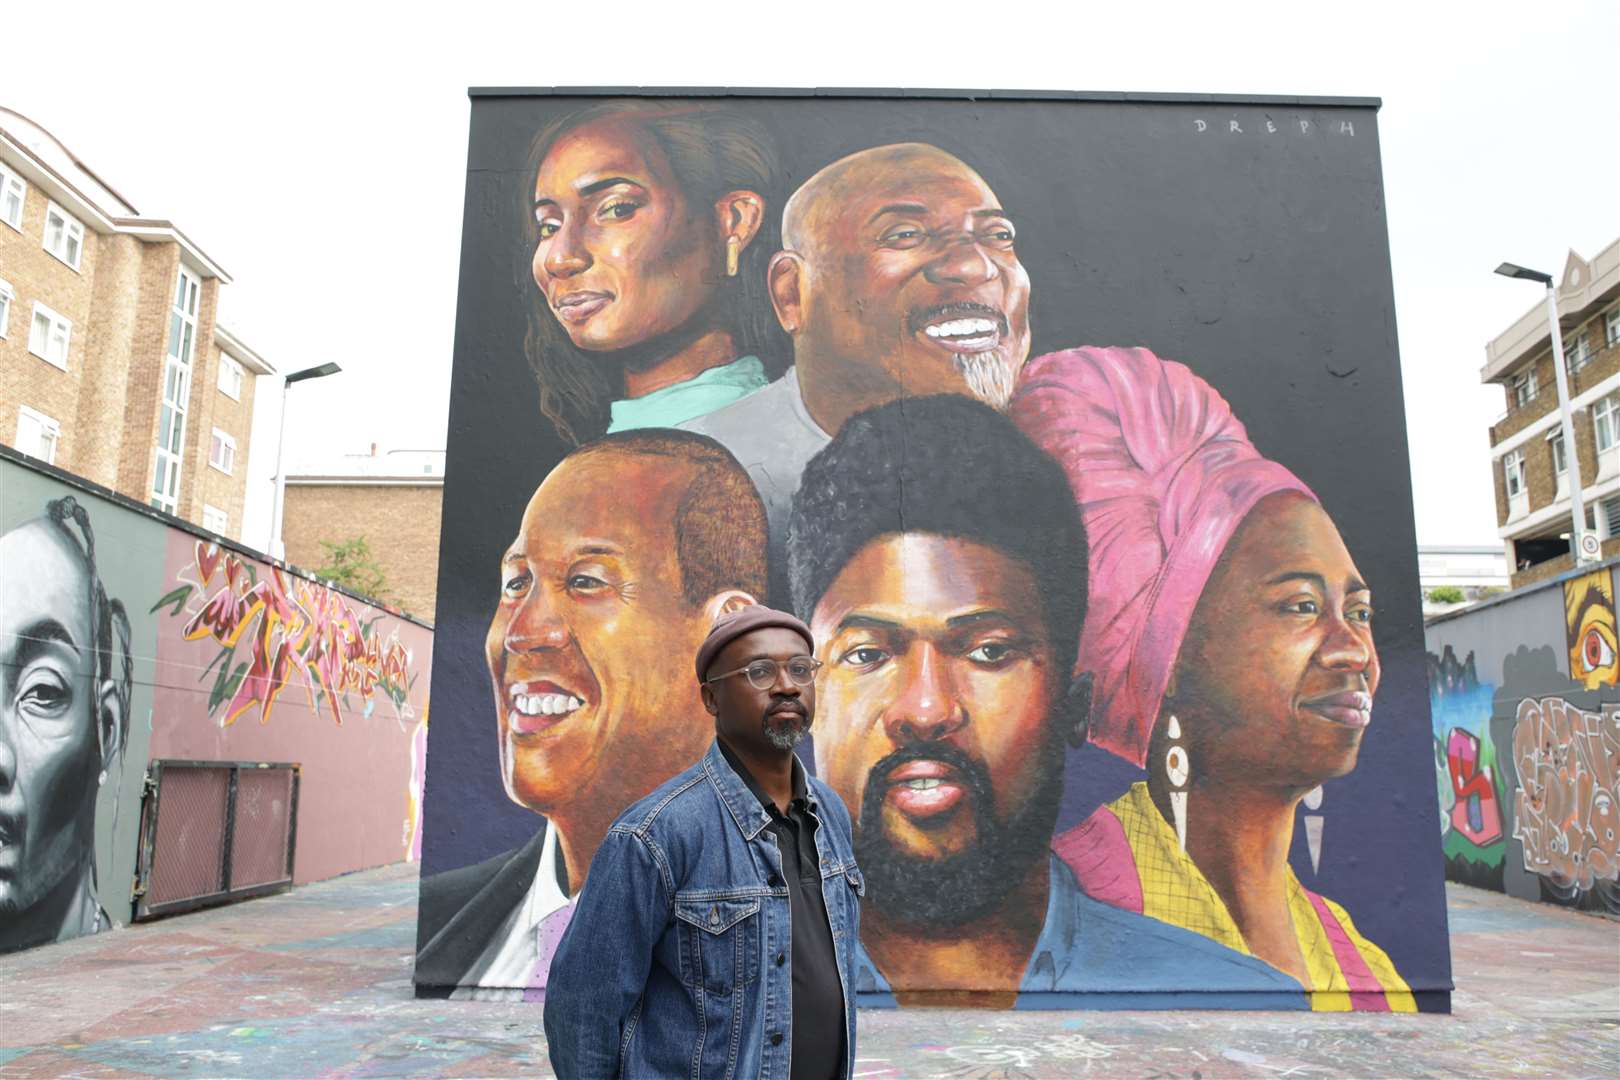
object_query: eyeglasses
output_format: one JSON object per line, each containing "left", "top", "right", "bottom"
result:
{"left": 706, "top": 656, "right": 823, "bottom": 691}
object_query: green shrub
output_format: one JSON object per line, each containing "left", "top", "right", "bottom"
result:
{"left": 1426, "top": 586, "right": 1466, "bottom": 604}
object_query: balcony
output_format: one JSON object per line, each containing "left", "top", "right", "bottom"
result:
{"left": 1488, "top": 338, "right": 1620, "bottom": 446}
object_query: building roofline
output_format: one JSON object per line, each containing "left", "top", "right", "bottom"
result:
{"left": 1481, "top": 238, "right": 1620, "bottom": 383}
{"left": 0, "top": 106, "right": 141, "bottom": 213}
{"left": 468, "top": 86, "right": 1384, "bottom": 108}
{"left": 0, "top": 110, "right": 232, "bottom": 283}
{"left": 214, "top": 324, "right": 276, "bottom": 376}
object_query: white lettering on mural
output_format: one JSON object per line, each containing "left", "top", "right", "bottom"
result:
{"left": 1189, "top": 115, "right": 1355, "bottom": 137}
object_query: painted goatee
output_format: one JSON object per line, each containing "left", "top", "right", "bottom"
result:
{"left": 956, "top": 350, "right": 1019, "bottom": 412}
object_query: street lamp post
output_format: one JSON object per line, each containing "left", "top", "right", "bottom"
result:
{"left": 270, "top": 362, "right": 342, "bottom": 559}
{"left": 1496, "top": 262, "right": 1592, "bottom": 566}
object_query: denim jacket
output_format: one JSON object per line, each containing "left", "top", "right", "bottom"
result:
{"left": 544, "top": 741, "right": 863, "bottom": 1080}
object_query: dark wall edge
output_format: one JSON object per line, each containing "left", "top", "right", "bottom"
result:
{"left": 466, "top": 87, "right": 1383, "bottom": 109}
{"left": 0, "top": 443, "right": 432, "bottom": 630}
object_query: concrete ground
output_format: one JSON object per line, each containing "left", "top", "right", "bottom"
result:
{"left": 1, "top": 865, "right": 1615, "bottom": 1079}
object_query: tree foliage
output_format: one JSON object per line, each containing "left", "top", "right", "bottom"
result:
{"left": 313, "top": 536, "right": 389, "bottom": 601}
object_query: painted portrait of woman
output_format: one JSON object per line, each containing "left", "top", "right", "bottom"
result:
{"left": 0, "top": 496, "right": 132, "bottom": 954}
{"left": 521, "top": 102, "right": 787, "bottom": 445}
{"left": 1011, "top": 346, "right": 1415, "bottom": 1012}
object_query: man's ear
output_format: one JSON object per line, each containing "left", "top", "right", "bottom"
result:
{"left": 702, "top": 589, "right": 757, "bottom": 627}
{"left": 97, "top": 678, "right": 124, "bottom": 781}
{"left": 767, "top": 251, "right": 805, "bottom": 335}
{"left": 1063, "top": 671, "right": 1094, "bottom": 749}
{"left": 699, "top": 681, "right": 719, "bottom": 717}
{"left": 716, "top": 190, "right": 765, "bottom": 252}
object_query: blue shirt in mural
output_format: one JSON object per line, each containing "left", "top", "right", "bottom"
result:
{"left": 852, "top": 853, "right": 1309, "bottom": 1009}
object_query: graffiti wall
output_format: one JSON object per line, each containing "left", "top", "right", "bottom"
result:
{"left": 1, "top": 448, "right": 432, "bottom": 954}
{"left": 1426, "top": 562, "right": 1620, "bottom": 914}
{"left": 417, "top": 91, "right": 1450, "bottom": 1015}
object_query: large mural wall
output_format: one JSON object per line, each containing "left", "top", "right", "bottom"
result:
{"left": 1426, "top": 562, "right": 1620, "bottom": 914}
{"left": 416, "top": 92, "right": 1450, "bottom": 1012}
{"left": 0, "top": 449, "right": 432, "bottom": 954}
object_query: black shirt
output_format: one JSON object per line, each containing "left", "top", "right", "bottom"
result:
{"left": 718, "top": 741, "right": 845, "bottom": 1080}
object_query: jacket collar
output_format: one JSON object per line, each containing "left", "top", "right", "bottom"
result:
{"left": 703, "top": 739, "right": 785, "bottom": 841}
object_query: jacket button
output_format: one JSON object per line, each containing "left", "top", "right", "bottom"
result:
{"left": 770, "top": 1033, "right": 784, "bottom": 1046}
{"left": 775, "top": 952, "right": 785, "bottom": 966}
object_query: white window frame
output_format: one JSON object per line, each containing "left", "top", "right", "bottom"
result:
{"left": 1607, "top": 308, "right": 1620, "bottom": 349}
{"left": 1549, "top": 430, "right": 1567, "bottom": 476}
{"left": 201, "top": 504, "right": 229, "bottom": 535}
{"left": 1594, "top": 395, "right": 1619, "bottom": 454}
{"left": 0, "top": 277, "right": 12, "bottom": 338}
{"left": 28, "top": 301, "right": 72, "bottom": 370}
{"left": 1566, "top": 331, "right": 1590, "bottom": 372}
{"left": 1512, "top": 368, "right": 1538, "bottom": 408}
{"left": 1504, "top": 448, "right": 1526, "bottom": 498}
{"left": 15, "top": 406, "right": 60, "bottom": 465}
{"left": 152, "top": 266, "right": 201, "bottom": 514}
{"left": 217, "top": 353, "right": 245, "bottom": 401}
{"left": 42, "top": 201, "right": 85, "bottom": 271}
{"left": 0, "top": 163, "right": 24, "bottom": 231}
{"left": 209, "top": 427, "right": 236, "bottom": 475}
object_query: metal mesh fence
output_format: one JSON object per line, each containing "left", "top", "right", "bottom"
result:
{"left": 145, "top": 766, "right": 230, "bottom": 907}
{"left": 231, "top": 768, "right": 295, "bottom": 889}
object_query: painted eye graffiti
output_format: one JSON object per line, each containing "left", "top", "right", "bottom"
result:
{"left": 1579, "top": 623, "right": 1616, "bottom": 674}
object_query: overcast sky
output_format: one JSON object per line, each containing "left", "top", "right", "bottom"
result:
{"left": 6, "top": 1, "right": 1617, "bottom": 551}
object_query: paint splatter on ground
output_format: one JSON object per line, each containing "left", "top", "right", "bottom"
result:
{"left": 1, "top": 866, "right": 1614, "bottom": 1078}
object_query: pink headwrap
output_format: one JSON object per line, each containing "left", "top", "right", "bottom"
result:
{"left": 1010, "top": 346, "right": 1316, "bottom": 768}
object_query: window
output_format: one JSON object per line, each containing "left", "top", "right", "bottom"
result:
{"left": 1550, "top": 431, "right": 1567, "bottom": 476}
{"left": 1607, "top": 308, "right": 1619, "bottom": 348}
{"left": 1512, "top": 368, "right": 1538, "bottom": 407}
{"left": 1504, "top": 449, "right": 1526, "bottom": 498}
{"left": 0, "top": 163, "right": 23, "bottom": 230}
{"left": 209, "top": 428, "right": 236, "bottom": 474}
{"left": 202, "top": 504, "right": 229, "bottom": 535}
{"left": 43, "top": 202, "right": 84, "bottom": 271}
{"left": 152, "top": 267, "right": 200, "bottom": 513}
{"left": 1565, "top": 331, "right": 1590, "bottom": 371}
{"left": 1595, "top": 395, "right": 1619, "bottom": 453}
{"left": 15, "top": 407, "right": 60, "bottom": 464}
{"left": 28, "top": 302, "right": 72, "bottom": 369}
{"left": 0, "top": 278, "right": 12, "bottom": 338}
{"left": 217, "top": 353, "right": 244, "bottom": 400}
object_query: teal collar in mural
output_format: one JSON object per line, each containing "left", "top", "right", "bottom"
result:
{"left": 605, "top": 356, "right": 768, "bottom": 434}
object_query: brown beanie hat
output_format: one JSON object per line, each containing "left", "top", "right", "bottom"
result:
{"left": 695, "top": 605, "right": 815, "bottom": 682}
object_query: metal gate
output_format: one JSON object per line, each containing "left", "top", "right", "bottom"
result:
{"left": 133, "top": 761, "right": 300, "bottom": 920}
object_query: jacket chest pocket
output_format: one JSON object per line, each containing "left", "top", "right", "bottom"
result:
{"left": 674, "top": 896, "right": 762, "bottom": 995}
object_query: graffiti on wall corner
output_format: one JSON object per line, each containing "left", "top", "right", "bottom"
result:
{"left": 151, "top": 541, "right": 418, "bottom": 728}
{"left": 1511, "top": 694, "right": 1620, "bottom": 893}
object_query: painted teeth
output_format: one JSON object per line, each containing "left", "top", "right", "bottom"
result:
{"left": 902, "top": 778, "right": 943, "bottom": 790}
{"left": 924, "top": 318, "right": 997, "bottom": 339}
{"left": 512, "top": 693, "right": 584, "bottom": 717}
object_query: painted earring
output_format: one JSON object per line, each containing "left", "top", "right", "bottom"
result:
{"left": 1164, "top": 713, "right": 1190, "bottom": 851}
{"left": 725, "top": 236, "right": 740, "bottom": 277}
{"left": 98, "top": 769, "right": 107, "bottom": 786}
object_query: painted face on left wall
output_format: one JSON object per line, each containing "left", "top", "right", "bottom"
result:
{"left": 0, "top": 521, "right": 102, "bottom": 922}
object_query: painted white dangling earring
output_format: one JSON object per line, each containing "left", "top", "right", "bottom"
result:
{"left": 98, "top": 769, "right": 107, "bottom": 786}
{"left": 1164, "top": 713, "right": 1190, "bottom": 851}
{"left": 1303, "top": 784, "right": 1325, "bottom": 874}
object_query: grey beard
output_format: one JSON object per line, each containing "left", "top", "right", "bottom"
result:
{"left": 763, "top": 712, "right": 810, "bottom": 751}
{"left": 954, "top": 350, "right": 1018, "bottom": 412}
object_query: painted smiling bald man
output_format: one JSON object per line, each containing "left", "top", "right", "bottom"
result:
{"left": 680, "top": 143, "right": 1032, "bottom": 601}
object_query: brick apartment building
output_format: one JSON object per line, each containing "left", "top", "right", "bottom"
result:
{"left": 1484, "top": 239, "right": 1620, "bottom": 588}
{"left": 0, "top": 106, "right": 274, "bottom": 541}
{"left": 282, "top": 448, "right": 444, "bottom": 622}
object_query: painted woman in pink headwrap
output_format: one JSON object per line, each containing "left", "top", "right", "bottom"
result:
{"left": 1010, "top": 346, "right": 1414, "bottom": 1013}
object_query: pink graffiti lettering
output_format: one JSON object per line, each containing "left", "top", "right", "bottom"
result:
{"left": 175, "top": 542, "right": 415, "bottom": 728}
{"left": 1447, "top": 728, "right": 1504, "bottom": 847}
{"left": 1511, "top": 696, "right": 1620, "bottom": 890}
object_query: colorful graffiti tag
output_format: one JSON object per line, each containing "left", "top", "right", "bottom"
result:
{"left": 1511, "top": 694, "right": 1620, "bottom": 894}
{"left": 1564, "top": 569, "right": 1619, "bottom": 689}
{"left": 1428, "top": 646, "right": 1505, "bottom": 871}
{"left": 152, "top": 541, "right": 418, "bottom": 728}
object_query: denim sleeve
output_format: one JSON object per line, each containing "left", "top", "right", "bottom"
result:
{"left": 543, "top": 828, "right": 671, "bottom": 1079}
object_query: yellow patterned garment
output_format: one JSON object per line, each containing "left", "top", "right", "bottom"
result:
{"left": 1103, "top": 782, "right": 1415, "bottom": 1012}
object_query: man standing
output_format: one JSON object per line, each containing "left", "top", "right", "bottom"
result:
{"left": 415, "top": 430, "right": 767, "bottom": 997}
{"left": 545, "top": 606, "right": 861, "bottom": 1079}
{"left": 681, "top": 142, "right": 1031, "bottom": 579}
{"left": 789, "top": 397, "right": 1307, "bottom": 1008}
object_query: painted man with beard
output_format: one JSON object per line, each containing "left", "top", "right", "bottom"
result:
{"left": 681, "top": 142, "right": 1030, "bottom": 598}
{"left": 788, "top": 396, "right": 1306, "bottom": 1008}
{"left": 415, "top": 430, "right": 767, "bottom": 997}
